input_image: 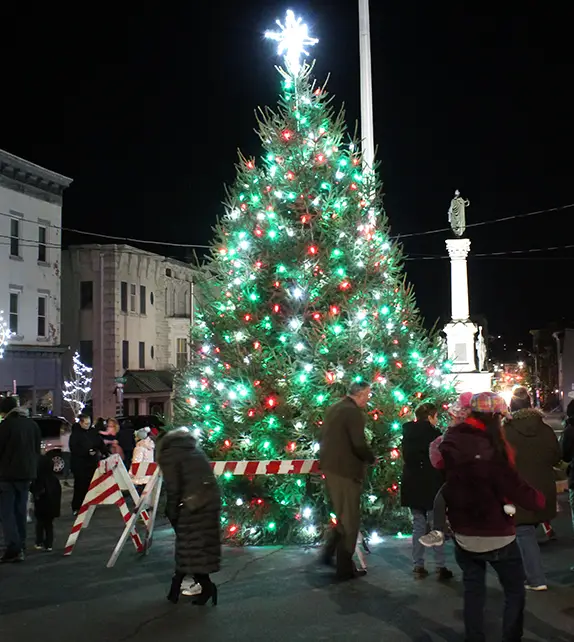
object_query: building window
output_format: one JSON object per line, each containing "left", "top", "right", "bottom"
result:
{"left": 150, "top": 291, "right": 154, "bottom": 306}
{"left": 140, "top": 285, "right": 146, "bottom": 315}
{"left": 166, "top": 268, "right": 172, "bottom": 277}
{"left": 122, "top": 340, "right": 129, "bottom": 370}
{"left": 9, "top": 292, "right": 19, "bottom": 334}
{"left": 176, "top": 338, "right": 187, "bottom": 369}
{"left": 10, "top": 219, "right": 20, "bottom": 257}
{"left": 120, "top": 282, "right": 128, "bottom": 313}
{"left": 139, "top": 341, "right": 145, "bottom": 369}
{"left": 80, "top": 281, "right": 93, "bottom": 309}
{"left": 150, "top": 345, "right": 155, "bottom": 360}
{"left": 164, "top": 288, "right": 169, "bottom": 315}
{"left": 130, "top": 284, "right": 136, "bottom": 312}
{"left": 79, "top": 340, "right": 93, "bottom": 367}
{"left": 38, "top": 226, "right": 47, "bottom": 262}
{"left": 37, "top": 296, "right": 47, "bottom": 337}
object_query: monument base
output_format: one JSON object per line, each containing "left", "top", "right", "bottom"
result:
{"left": 446, "top": 371, "right": 493, "bottom": 394}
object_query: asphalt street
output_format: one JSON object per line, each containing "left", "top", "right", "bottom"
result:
{"left": 1, "top": 491, "right": 574, "bottom": 642}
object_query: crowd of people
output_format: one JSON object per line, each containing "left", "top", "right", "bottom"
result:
{"left": 320, "top": 383, "right": 572, "bottom": 642}
{"left": 2, "top": 383, "right": 574, "bottom": 631}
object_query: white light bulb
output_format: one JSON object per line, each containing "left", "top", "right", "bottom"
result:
{"left": 289, "top": 318, "right": 302, "bottom": 330}
{"left": 295, "top": 342, "right": 305, "bottom": 352}
{"left": 236, "top": 498, "right": 244, "bottom": 506}
{"left": 305, "top": 525, "right": 317, "bottom": 536}
{"left": 304, "top": 363, "right": 313, "bottom": 372}
{"left": 302, "top": 507, "right": 312, "bottom": 519}
{"left": 369, "top": 531, "right": 383, "bottom": 545}
{"left": 312, "top": 442, "right": 320, "bottom": 453}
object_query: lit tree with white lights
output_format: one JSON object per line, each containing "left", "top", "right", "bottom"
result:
{"left": 63, "top": 352, "right": 93, "bottom": 416}
{"left": 173, "top": 10, "right": 455, "bottom": 544}
{"left": 0, "top": 310, "right": 11, "bottom": 359}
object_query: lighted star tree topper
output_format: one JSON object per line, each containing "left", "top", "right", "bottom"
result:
{"left": 63, "top": 351, "right": 93, "bottom": 415}
{"left": 173, "top": 10, "right": 455, "bottom": 544}
{"left": 0, "top": 310, "right": 11, "bottom": 359}
{"left": 265, "top": 9, "right": 318, "bottom": 76}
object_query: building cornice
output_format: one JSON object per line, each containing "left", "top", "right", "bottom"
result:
{"left": 0, "top": 148, "right": 73, "bottom": 205}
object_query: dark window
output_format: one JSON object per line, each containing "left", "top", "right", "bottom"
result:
{"left": 37, "top": 296, "right": 47, "bottom": 337}
{"left": 9, "top": 292, "right": 18, "bottom": 334}
{"left": 122, "top": 340, "right": 129, "bottom": 369}
{"left": 79, "top": 340, "right": 93, "bottom": 367}
{"left": 150, "top": 345, "right": 155, "bottom": 359}
{"left": 165, "top": 268, "right": 172, "bottom": 277}
{"left": 120, "top": 282, "right": 128, "bottom": 313}
{"left": 140, "top": 285, "right": 146, "bottom": 315}
{"left": 10, "top": 219, "right": 19, "bottom": 257}
{"left": 139, "top": 341, "right": 145, "bottom": 369}
{"left": 150, "top": 291, "right": 154, "bottom": 306}
{"left": 38, "top": 227, "right": 47, "bottom": 262}
{"left": 80, "top": 281, "right": 93, "bottom": 309}
{"left": 130, "top": 284, "right": 136, "bottom": 312}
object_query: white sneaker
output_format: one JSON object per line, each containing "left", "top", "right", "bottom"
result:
{"left": 419, "top": 530, "right": 445, "bottom": 547}
{"left": 525, "top": 584, "right": 548, "bottom": 591}
{"left": 181, "top": 583, "right": 202, "bottom": 597}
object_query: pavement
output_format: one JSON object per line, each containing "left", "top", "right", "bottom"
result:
{"left": 2, "top": 491, "right": 574, "bottom": 642}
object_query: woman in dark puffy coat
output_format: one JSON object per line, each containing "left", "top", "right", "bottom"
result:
{"left": 157, "top": 427, "right": 221, "bottom": 606}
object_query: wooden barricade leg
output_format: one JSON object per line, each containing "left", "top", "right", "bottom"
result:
{"left": 106, "top": 471, "right": 159, "bottom": 568}
{"left": 143, "top": 474, "right": 162, "bottom": 554}
{"left": 354, "top": 532, "right": 367, "bottom": 570}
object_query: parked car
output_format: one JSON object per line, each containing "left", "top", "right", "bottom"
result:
{"left": 33, "top": 416, "right": 71, "bottom": 475}
{"left": 117, "top": 415, "right": 165, "bottom": 431}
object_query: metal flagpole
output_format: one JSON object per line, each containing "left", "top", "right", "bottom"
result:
{"left": 358, "top": 0, "right": 375, "bottom": 171}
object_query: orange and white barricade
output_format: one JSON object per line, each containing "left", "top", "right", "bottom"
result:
{"left": 104, "top": 458, "right": 367, "bottom": 570}
{"left": 107, "top": 462, "right": 162, "bottom": 567}
{"left": 64, "top": 455, "right": 145, "bottom": 556}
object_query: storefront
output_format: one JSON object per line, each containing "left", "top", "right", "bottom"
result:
{"left": 0, "top": 345, "right": 66, "bottom": 416}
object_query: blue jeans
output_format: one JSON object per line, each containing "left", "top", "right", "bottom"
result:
{"left": 455, "top": 540, "right": 525, "bottom": 642}
{"left": 411, "top": 508, "right": 445, "bottom": 568}
{"left": 515, "top": 524, "right": 546, "bottom": 586}
{"left": 0, "top": 481, "right": 30, "bottom": 555}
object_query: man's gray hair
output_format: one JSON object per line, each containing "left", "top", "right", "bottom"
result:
{"left": 348, "top": 381, "right": 371, "bottom": 396}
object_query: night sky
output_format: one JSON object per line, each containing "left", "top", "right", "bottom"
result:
{"left": 4, "top": 2, "right": 574, "bottom": 347}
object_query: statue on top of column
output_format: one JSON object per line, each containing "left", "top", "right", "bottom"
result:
{"left": 448, "top": 190, "right": 470, "bottom": 238}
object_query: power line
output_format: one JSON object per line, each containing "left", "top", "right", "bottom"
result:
{"left": 392, "top": 202, "right": 574, "bottom": 239}
{"left": 1, "top": 201, "right": 573, "bottom": 249}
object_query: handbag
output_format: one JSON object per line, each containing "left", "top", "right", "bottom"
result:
{"left": 182, "top": 479, "right": 219, "bottom": 513}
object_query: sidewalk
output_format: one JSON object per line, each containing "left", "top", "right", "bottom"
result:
{"left": 1, "top": 499, "right": 574, "bottom": 641}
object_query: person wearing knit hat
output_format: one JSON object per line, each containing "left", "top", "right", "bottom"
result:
{"left": 437, "top": 390, "right": 545, "bottom": 642}
{"left": 130, "top": 427, "right": 156, "bottom": 492}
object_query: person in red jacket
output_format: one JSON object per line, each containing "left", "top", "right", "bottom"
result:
{"left": 439, "top": 392, "right": 545, "bottom": 642}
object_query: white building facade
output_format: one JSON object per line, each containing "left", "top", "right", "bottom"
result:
{"left": 0, "top": 149, "right": 72, "bottom": 413}
{"left": 61, "top": 244, "right": 200, "bottom": 419}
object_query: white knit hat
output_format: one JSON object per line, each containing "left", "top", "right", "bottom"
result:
{"left": 135, "top": 427, "right": 151, "bottom": 440}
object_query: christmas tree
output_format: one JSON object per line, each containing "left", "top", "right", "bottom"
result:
{"left": 174, "top": 11, "right": 455, "bottom": 544}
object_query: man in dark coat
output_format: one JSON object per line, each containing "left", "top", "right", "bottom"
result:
{"left": 157, "top": 428, "right": 221, "bottom": 605}
{"left": 69, "top": 414, "right": 103, "bottom": 513}
{"left": 505, "top": 388, "right": 561, "bottom": 590}
{"left": 0, "top": 396, "right": 41, "bottom": 562}
{"left": 319, "top": 381, "right": 375, "bottom": 580}
{"left": 401, "top": 402, "right": 452, "bottom": 579}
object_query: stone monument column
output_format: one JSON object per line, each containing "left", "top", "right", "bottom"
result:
{"left": 443, "top": 239, "right": 478, "bottom": 372}
{"left": 442, "top": 191, "right": 492, "bottom": 392}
